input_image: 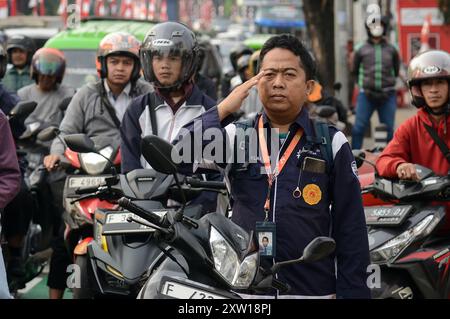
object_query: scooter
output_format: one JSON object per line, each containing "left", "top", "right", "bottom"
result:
{"left": 353, "top": 151, "right": 450, "bottom": 298}
{"left": 117, "top": 135, "right": 336, "bottom": 299}
{"left": 60, "top": 134, "right": 226, "bottom": 298}
{"left": 37, "top": 130, "right": 120, "bottom": 278}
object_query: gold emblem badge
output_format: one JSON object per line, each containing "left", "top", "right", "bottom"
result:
{"left": 302, "top": 184, "right": 322, "bottom": 205}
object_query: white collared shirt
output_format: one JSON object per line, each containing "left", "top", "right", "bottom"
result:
{"left": 104, "top": 81, "right": 133, "bottom": 122}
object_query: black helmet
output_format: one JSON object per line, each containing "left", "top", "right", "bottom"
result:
{"left": 6, "top": 34, "right": 36, "bottom": 65}
{"left": 407, "top": 50, "right": 450, "bottom": 112}
{"left": 365, "top": 15, "right": 389, "bottom": 38}
{"left": 229, "top": 44, "right": 253, "bottom": 72}
{"left": 140, "top": 21, "right": 199, "bottom": 90}
{"left": 0, "top": 45, "right": 7, "bottom": 78}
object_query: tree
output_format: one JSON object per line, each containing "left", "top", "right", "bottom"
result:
{"left": 302, "top": 0, "right": 335, "bottom": 91}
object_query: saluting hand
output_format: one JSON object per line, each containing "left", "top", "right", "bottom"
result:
{"left": 217, "top": 71, "right": 265, "bottom": 121}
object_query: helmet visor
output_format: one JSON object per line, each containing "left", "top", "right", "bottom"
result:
{"left": 35, "top": 57, "right": 63, "bottom": 76}
{"left": 140, "top": 46, "right": 196, "bottom": 87}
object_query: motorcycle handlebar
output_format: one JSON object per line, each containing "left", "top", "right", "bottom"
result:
{"left": 118, "top": 197, "right": 170, "bottom": 232}
{"left": 75, "top": 186, "right": 100, "bottom": 195}
{"left": 185, "top": 177, "right": 227, "bottom": 190}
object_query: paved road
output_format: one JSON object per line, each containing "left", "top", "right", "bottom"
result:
{"left": 14, "top": 265, "right": 72, "bottom": 299}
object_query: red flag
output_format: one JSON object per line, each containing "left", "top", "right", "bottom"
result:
{"left": 120, "top": 0, "right": 134, "bottom": 19}
{"left": 10, "top": 0, "right": 17, "bottom": 16}
{"left": 148, "top": 0, "right": 156, "bottom": 20}
{"left": 57, "top": 0, "right": 68, "bottom": 26}
{"left": 95, "top": 0, "right": 106, "bottom": 16}
{"left": 76, "top": 0, "right": 90, "bottom": 18}
{"left": 419, "top": 13, "right": 432, "bottom": 53}
{"left": 0, "top": 0, "right": 7, "bottom": 18}
{"left": 39, "top": 0, "right": 45, "bottom": 15}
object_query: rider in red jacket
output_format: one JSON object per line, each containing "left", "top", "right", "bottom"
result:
{"left": 376, "top": 50, "right": 450, "bottom": 231}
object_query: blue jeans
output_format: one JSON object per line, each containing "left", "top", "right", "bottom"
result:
{"left": 0, "top": 218, "right": 12, "bottom": 299}
{"left": 351, "top": 91, "right": 396, "bottom": 150}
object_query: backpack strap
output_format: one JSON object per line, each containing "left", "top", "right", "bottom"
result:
{"left": 423, "top": 122, "right": 450, "bottom": 164}
{"left": 232, "top": 116, "right": 257, "bottom": 172}
{"left": 147, "top": 93, "right": 158, "bottom": 136}
{"left": 96, "top": 81, "right": 121, "bottom": 129}
{"left": 312, "top": 119, "right": 334, "bottom": 172}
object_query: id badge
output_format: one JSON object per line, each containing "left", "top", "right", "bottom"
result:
{"left": 256, "top": 221, "right": 276, "bottom": 258}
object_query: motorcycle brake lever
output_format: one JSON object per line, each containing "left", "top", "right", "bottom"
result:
{"left": 70, "top": 191, "right": 102, "bottom": 204}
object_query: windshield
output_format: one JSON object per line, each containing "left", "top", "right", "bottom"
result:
{"left": 60, "top": 49, "right": 98, "bottom": 90}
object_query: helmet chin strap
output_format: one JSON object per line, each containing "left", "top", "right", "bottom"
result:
{"left": 155, "top": 80, "right": 184, "bottom": 93}
{"left": 424, "top": 102, "right": 450, "bottom": 116}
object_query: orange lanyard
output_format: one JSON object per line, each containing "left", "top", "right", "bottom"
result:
{"left": 258, "top": 116, "right": 303, "bottom": 220}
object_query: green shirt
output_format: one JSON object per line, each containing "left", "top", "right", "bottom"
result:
{"left": 2, "top": 65, "right": 34, "bottom": 94}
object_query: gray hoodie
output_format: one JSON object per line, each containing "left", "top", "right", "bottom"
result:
{"left": 50, "top": 79, "right": 153, "bottom": 155}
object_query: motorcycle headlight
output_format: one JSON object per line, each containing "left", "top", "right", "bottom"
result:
{"left": 209, "top": 226, "right": 258, "bottom": 289}
{"left": 79, "top": 146, "right": 113, "bottom": 175}
{"left": 94, "top": 222, "right": 108, "bottom": 252}
{"left": 371, "top": 215, "right": 438, "bottom": 263}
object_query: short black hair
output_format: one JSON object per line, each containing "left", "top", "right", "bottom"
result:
{"left": 262, "top": 236, "right": 269, "bottom": 242}
{"left": 259, "top": 34, "right": 316, "bottom": 81}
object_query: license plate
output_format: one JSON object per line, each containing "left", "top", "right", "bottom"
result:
{"left": 106, "top": 211, "right": 167, "bottom": 225}
{"left": 106, "top": 212, "right": 148, "bottom": 225}
{"left": 161, "top": 281, "right": 227, "bottom": 299}
{"left": 365, "top": 205, "right": 412, "bottom": 226}
{"left": 69, "top": 176, "right": 106, "bottom": 188}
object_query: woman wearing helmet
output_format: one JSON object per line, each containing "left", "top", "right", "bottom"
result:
{"left": 121, "top": 22, "right": 219, "bottom": 213}
{"left": 376, "top": 49, "right": 450, "bottom": 233}
{"left": 2, "top": 35, "right": 36, "bottom": 93}
{"left": 17, "top": 48, "right": 75, "bottom": 129}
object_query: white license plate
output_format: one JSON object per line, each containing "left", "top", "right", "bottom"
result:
{"left": 69, "top": 176, "right": 106, "bottom": 188}
{"left": 105, "top": 212, "right": 147, "bottom": 226}
{"left": 161, "top": 281, "right": 227, "bottom": 299}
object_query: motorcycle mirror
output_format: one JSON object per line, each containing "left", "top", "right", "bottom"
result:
{"left": 414, "top": 164, "right": 434, "bottom": 181}
{"left": 58, "top": 96, "right": 72, "bottom": 112}
{"left": 8, "top": 101, "right": 37, "bottom": 119}
{"left": 37, "top": 126, "right": 60, "bottom": 142}
{"left": 141, "top": 135, "right": 178, "bottom": 175}
{"left": 64, "top": 134, "right": 96, "bottom": 153}
{"left": 315, "top": 105, "right": 336, "bottom": 118}
{"left": 333, "top": 82, "right": 342, "bottom": 91}
{"left": 352, "top": 149, "right": 366, "bottom": 169}
{"left": 301, "top": 237, "right": 336, "bottom": 263}
{"left": 270, "top": 237, "right": 336, "bottom": 274}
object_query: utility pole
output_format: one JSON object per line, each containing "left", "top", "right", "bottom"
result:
{"left": 166, "top": 0, "right": 179, "bottom": 21}
{"left": 334, "top": 0, "right": 350, "bottom": 106}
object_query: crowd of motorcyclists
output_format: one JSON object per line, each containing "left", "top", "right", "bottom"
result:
{"left": 0, "top": 14, "right": 449, "bottom": 300}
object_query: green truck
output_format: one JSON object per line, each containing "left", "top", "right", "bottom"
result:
{"left": 44, "top": 17, "right": 156, "bottom": 89}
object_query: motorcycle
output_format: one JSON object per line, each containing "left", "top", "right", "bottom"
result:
{"left": 37, "top": 130, "right": 120, "bottom": 281}
{"left": 353, "top": 151, "right": 450, "bottom": 298}
{"left": 59, "top": 134, "right": 226, "bottom": 298}
{"left": 117, "top": 135, "right": 336, "bottom": 299}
